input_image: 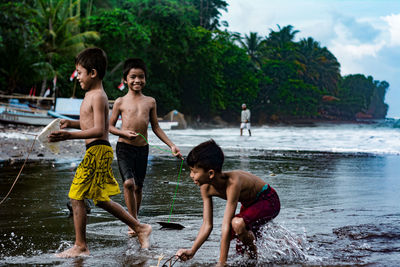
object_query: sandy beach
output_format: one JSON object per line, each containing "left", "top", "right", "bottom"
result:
{"left": 0, "top": 124, "right": 86, "bottom": 163}
{"left": 1, "top": 122, "right": 400, "bottom": 266}
{"left": 0, "top": 124, "right": 193, "bottom": 163}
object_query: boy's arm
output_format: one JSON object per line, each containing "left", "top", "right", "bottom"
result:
{"left": 149, "top": 100, "right": 182, "bottom": 158}
{"left": 218, "top": 182, "right": 240, "bottom": 266}
{"left": 108, "top": 98, "right": 137, "bottom": 140}
{"left": 60, "top": 119, "right": 80, "bottom": 129}
{"left": 108, "top": 98, "right": 121, "bottom": 132}
{"left": 49, "top": 93, "right": 106, "bottom": 141}
{"left": 176, "top": 185, "right": 213, "bottom": 260}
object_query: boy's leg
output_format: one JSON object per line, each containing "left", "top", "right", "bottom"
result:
{"left": 231, "top": 217, "right": 257, "bottom": 258}
{"left": 56, "top": 199, "right": 90, "bottom": 258}
{"left": 135, "top": 186, "right": 143, "bottom": 213}
{"left": 97, "top": 200, "right": 152, "bottom": 248}
{"left": 123, "top": 179, "right": 138, "bottom": 219}
{"left": 123, "top": 178, "right": 139, "bottom": 236}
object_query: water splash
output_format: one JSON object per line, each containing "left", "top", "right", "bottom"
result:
{"left": 230, "top": 222, "right": 321, "bottom": 266}
{"left": 55, "top": 240, "right": 73, "bottom": 254}
{"left": 258, "top": 223, "right": 319, "bottom": 263}
{"left": 0, "top": 232, "right": 40, "bottom": 258}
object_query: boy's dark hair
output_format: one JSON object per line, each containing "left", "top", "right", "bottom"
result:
{"left": 187, "top": 139, "right": 224, "bottom": 172}
{"left": 123, "top": 58, "right": 147, "bottom": 80}
{"left": 75, "top": 47, "right": 107, "bottom": 80}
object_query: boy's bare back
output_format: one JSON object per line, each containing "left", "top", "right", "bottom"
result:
{"left": 203, "top": 170, "right": 267, "bottom": 207}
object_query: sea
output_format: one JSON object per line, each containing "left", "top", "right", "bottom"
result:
{"left": 0, "top": 120, "right": 399, "bottom": 266}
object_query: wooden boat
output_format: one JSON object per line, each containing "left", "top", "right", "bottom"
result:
{"left": 0, "top": 97, "right": 181, "bottom": 130}
{"left": 0, "top": 103, "right": 72, "bottom": 126}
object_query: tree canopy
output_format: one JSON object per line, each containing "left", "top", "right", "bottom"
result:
{"left": 0, "top": 0, "right": 389, "bottom": 122}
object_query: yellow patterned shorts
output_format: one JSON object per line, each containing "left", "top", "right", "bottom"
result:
{"left": 69, "top": 141, "right": 120, "bottom": 205}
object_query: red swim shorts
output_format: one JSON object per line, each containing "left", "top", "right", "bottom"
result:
{"left": 233, "top": 186, "right": 280, "bottom": 238}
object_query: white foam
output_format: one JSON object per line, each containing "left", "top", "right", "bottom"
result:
{"left": 2, "top": 123, "right": 400, "bottom": 155}
{"left": 146, "top": 124, "right": 400, "bottom": 155}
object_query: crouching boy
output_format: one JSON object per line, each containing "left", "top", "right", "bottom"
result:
{"left": 175, "top": 139, "right": 280, "bottom": 266}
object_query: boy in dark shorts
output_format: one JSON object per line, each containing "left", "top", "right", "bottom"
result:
{"left": 109, "top": 58, "right": 182, "bottom": 235}
{"left": 175, "top": 140, "right": 280, "bottom": 266}
{"left": 48, "top": 48, "right": 151, "bottom": 257}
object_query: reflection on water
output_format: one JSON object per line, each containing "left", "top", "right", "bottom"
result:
{"left": 1, "top": 151, "right": 400, "bottom": 266}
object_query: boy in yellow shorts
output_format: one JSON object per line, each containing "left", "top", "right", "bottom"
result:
{"left": 49, "top": 48, "right": 151, "bottom": 258}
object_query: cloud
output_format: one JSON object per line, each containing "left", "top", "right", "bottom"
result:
{"left": 331, "top": 25, "right": 385, "bottom": 61}
{"left": 221, "top": 1, "right": 400, "bottom": 116}
{"left": 382, "top": 13, "right": 400, "bottom": 46}
{"left": 334, "top": 15, "right": 381, "bottom": 43}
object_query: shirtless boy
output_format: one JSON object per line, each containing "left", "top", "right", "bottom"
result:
{"left": 175, "top": 140, "right": 280, "bottom": 266}
{"left": 109, "top": 58, "right": 182, "bottom": 234}
{"left": 48, "top": 48, "right": 151, "bottom": 258}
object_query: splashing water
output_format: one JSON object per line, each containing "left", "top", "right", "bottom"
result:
{"left": 230, "top": 222, "right": 321, "bottom": 266}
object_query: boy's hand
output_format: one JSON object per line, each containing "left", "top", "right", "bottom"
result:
{"left": 48, "top": 130, "right": 71, "bottom": 142}
{"left": 124, "top": 130, "right": 138, "bottom": 140}
{"left": 171, "top": 145, "right": 183, "bottom": 159}
{"left": 59, "top": 119, "right": 70, "bottom": 129}
{"left": 175, "top": 248, "right": 194, "bottom": 261}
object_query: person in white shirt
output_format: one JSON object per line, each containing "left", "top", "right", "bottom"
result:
{"left": 240, "top": 103, "right": 251, "bottom": 136}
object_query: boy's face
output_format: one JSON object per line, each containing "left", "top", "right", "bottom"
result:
{"left": 76, "top": 64, "right": 93, "bottom": 90}
{"left": 125, "top": 68, "right": 146, "bottom": 92}
{"left": 189, "top": 166, "right": 212, "bottom": 186}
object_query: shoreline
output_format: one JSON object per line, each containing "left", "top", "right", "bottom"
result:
{"left": 0, "top": 118, "right": 395, "bottom": 163}
{"left": 0, "top": 124, "right": 192, "bottom": 164}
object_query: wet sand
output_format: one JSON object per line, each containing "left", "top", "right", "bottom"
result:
{"left": 1, "top": 123, "right": 400, "bottom": 266}
{"left": 0, "top": 124, "right": 191, "bottom": 163}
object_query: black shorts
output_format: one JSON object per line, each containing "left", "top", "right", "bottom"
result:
{"left": 116, "top": 142, "right": 149, "bottom": 188}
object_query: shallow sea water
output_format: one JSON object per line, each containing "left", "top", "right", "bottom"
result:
{"left": 1, "top": 123, "right": 400, "bottom": 266}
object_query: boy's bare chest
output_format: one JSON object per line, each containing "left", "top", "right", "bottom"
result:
{"left": 121, "top": 102, "right": 151, "bottom": 117}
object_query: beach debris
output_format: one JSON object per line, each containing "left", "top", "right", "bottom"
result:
{"left": 150, "top": 254, "right": 165, "bottom": 267}
{"left": 160, "top": 254, "right": 180, "bottom": 267}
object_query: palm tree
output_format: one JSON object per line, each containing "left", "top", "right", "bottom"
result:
{"left": 0, "top": 2, "right": 51, "bottom": 94}
{"left": 297, "top": 37, "right": 340, "bottom": 94}
{"left": 193, "top": 0, "right": 228, "bottom": 30}
{"left": 35, "top": 0, "right": 100, "bottom": 96}
{"left": 238, "top": 32, "right": 263, "bottom": 68}
{"left": 262, "top": 25, "right": 300, "bottom": 61}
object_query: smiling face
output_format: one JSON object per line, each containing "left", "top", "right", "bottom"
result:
{"left": 76, "top": 64, "right": 93, "bottom": 90}
{"left": 189, "top": 166, "right": 212, "bottom": 186}
{"left": 125, "top": 68, "right": 146, "bottom": 92}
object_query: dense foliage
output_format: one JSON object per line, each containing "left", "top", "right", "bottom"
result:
{"left": 0, "top": 0, "right": 389, "bottom": 122}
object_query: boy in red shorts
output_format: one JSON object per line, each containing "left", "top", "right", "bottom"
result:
{"left": 175, "top": 139, "right": 280, "bottom": 266}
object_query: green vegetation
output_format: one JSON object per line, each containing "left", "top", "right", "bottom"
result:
{"left": 0, "top": 0, "right": 389, "bottom": 123}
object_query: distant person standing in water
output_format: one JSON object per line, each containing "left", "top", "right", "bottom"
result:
{"left": 240, "top": 103, "right": 251, "bottom": 136}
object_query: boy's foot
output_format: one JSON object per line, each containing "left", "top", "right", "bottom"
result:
{"left": 55, "top": 245, "right": 89, "bottom": 258}
{"left": 136, "top": 223, "right": 152, "bottom": 248}
{"left": 128, "top": 227, "right": 138, "bottom": 237}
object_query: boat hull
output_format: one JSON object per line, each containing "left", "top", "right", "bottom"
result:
{"left": 0, "top": 111, "right": 55, "bottom": 126}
